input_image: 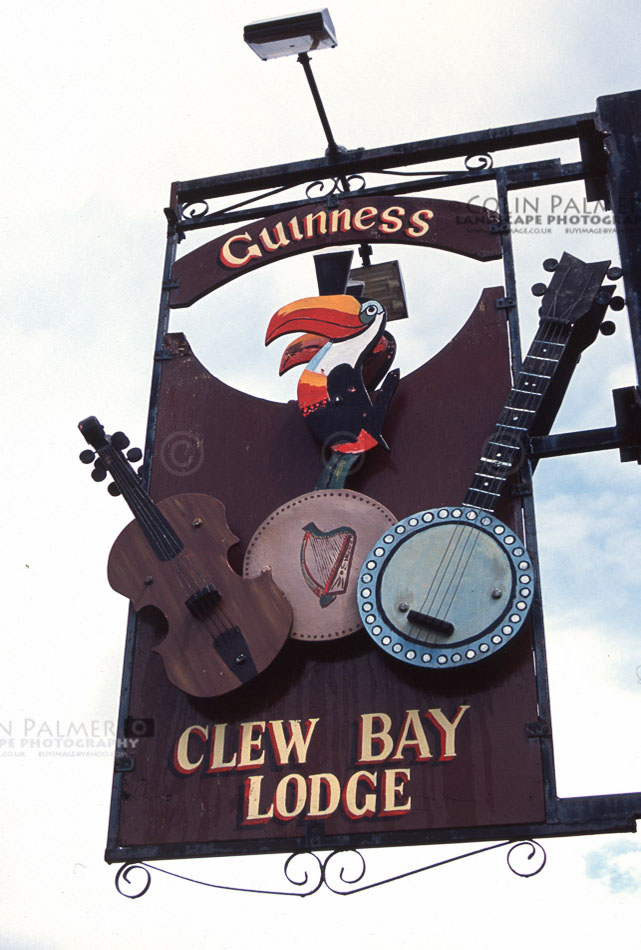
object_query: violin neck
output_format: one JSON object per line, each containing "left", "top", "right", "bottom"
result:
{"left": 98, "top": 443, "right": 184, "bottom": 561}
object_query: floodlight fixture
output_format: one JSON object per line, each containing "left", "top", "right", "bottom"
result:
{"left": 349, "top": 260, "right": 409, "bottom": 322}
{"left": 243, "top": 9, "right": 337, "bottom": 61}
{"left": 243, "top": 9, "right": 343, "bottom": 158}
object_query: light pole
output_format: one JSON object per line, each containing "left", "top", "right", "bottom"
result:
{"left": 243, "top": 9, "right": 344, "bottom": 158}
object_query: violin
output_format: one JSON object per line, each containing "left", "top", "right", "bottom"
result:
{"left": 79, "top": 416, "right": 292, "bottom": 697}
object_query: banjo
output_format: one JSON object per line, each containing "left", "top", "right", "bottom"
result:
{"left": 357, "top": 252, "right": 616, "bottom": 670}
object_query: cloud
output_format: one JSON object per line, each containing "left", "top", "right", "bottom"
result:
{"left": 585, "top": 840, "right": 641, "bottom": 893}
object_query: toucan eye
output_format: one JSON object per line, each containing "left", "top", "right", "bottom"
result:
{"left": 363, "top": 303, "right": 379, "bottom": 322}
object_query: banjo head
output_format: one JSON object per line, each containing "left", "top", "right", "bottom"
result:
{"left": 357, "top": 506, "right": 534, "bottom": 669}
{"left": 243, "top": 490, "right": 396, "bottom": 641}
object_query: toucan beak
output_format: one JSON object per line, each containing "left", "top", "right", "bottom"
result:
{"left": 278, "top": 333, "right": 328, "bottom": 376}
{"left": 265, "top": 295, "right": 364, "bottom": 347}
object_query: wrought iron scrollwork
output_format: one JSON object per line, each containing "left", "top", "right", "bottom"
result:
{"left": 179, "top": 200, "right": 210, "bottom": 222}
{"left": 114, "top": 839, "right": 547, "bottom": 899}
{"left": 283, "top": 851, "right": 324, "bottom": 895}
{"left": 115, "top": 862, "right": 152, "bottom": 899}
{"left": 506, "top": 840, "right": 547, "bottom": 877}
{"left": 464, "top": 153, "right": 494, "bottom": 171}
{"left": 305, "top": 175, "right": 367, "bottom": 200}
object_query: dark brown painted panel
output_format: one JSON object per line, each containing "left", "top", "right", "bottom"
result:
{"left": 169, "top": 197, "right": 501, "bottom": 308}
{"left": 114, "top": 287, "right": 545, "bottom": 853}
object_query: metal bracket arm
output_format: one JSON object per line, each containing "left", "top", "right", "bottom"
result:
{"left": 529, "top": 386, "right": 641, "bottom": 463}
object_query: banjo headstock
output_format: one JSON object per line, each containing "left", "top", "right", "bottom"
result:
{"left": 536, "top": 251, "right": 617, "bottom": 327}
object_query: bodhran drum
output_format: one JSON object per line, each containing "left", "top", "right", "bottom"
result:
{"left": 243, "top": 490, "right": 396, "bottom": 641}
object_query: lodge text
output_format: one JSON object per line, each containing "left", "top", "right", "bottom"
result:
{"left": 172, "top": 706, "right": 470, "bottom": 825}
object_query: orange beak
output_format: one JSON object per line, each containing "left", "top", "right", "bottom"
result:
{"left": 278, "top": 333, "right": 329, "bottom": 376}
{"left": 265, "top": 295, "right": 364, "bottom": 347}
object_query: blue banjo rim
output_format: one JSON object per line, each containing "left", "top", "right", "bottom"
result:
{"left": 357, "top": 506, "right": 534, "bottom": 669}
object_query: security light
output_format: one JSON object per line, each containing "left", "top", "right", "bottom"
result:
{"left": 243, "top": 9, "right": 342, "bottom": 157}
{"left": 349, "top": 261, "right": 409, "bottom": 322}
{"left": 243, "top": 9, "right": 337, "bottom": 61}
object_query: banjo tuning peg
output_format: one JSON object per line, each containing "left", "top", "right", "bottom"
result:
{"left": 542, "top": 258, "right": 558, "bottom": 272}
{"left": 599, "top": 320, "right": 616, "bottom": 336}
{"left": 608, "top": 295, "right": 625, "bottom": 311}
{"left": 107, "top": 482, "right": 122, "bottom": 497}
{"left": 79, "top": 449, "right": 95, "bottom": 464}
{"left": 126, "top": 447, "right": 143, "bottom": 463}
{"left": 531, "top": 282, "right": 547, "bottom": 297}
{"left": 607, "top": 266, "right": 623, "bottom": 281}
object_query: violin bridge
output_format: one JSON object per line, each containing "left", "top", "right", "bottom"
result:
{"left": 185, "top": 584, "right": 221, "bottom": 618}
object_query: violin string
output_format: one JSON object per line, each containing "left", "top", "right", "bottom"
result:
{"left": 106, "top": 450, "right": 233, "bottom": 636}
{"left": 408, "top": 317, "right": 571, "bottom": 642}
{"left": 107, "top": 450, "right": 208, "bottom": 600}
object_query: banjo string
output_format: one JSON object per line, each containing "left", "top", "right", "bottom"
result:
{"left": 409, "top": 318, "right": 568, "bottom": 639}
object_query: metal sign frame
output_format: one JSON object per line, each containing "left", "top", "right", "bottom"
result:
{"left": 106, "top": 90, "right": 641, "bottom": 871}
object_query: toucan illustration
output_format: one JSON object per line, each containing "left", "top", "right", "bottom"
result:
{"left": 265, "top": 295, "right": 400, "bottom": 476}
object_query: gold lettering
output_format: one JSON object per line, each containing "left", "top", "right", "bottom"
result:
{"left": 405, "top": 208, "right": 434, "bottom": 238}
{"left": 303, "top": 211, "right": 328, "bottom": 238}
{"left": 381, "top": 767, "right": 411, "bottom": 815}
{"left": 238, "top": 721, "right": 266, "bottom": 769}
{"left": 307, "top": 773, "right": 341, "bottom": 818}
{"left": 219, "top": 232, "right": 263, "bottom": 268}
{"left": 379, "top": 205, "right": 405, "bottom": 233}
{"left": 173, "top": 724, "right": 208, "bottom": 775}
{"left": 274, "top": 773, "right": 307, "bottom": 821}
{"left": 353, "top": 206, "right": 378, "bottom": 231}
{"left": 390, "top": 710, "right": 432, "bottom": 762}
{"left": 357, "top": 712, "right": 394, "bottom": 763}
{"left": 329, "top": 208, "right": 352, "bottom": 233}
{"left": 259, "top": 221, "right": 291, "bottom": 252}
{"left": 267, "top": 718, "right": 319, "bottom": 766}
{"left": 207, "top": 723, "right": 237, "bottom": 772}
{"left": 288, "top": 216, "right": 304, "bottom": 241}
{"left": 342, "top": 770, "right": 377, "bottom": 819}
{"left": 426, "top": 706, "right": 470, "bottom": 761}
{"left": 243, "top": 775, "right": 274, "bottom": 824}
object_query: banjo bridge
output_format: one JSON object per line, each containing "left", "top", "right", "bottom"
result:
{"left": 406, "top": 610, "right": 455, "bottom": 637}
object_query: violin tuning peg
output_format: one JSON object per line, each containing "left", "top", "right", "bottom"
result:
{"left": 608, "top": 295, "right": 625, "bottom": 311}
{"left": 599, "top": 320, "right": 616, "bottom": 336}
{"left": 91, "top": 466, "right": 107, "bottom": 482}
{"left": 126, "top": 447, "right": 143, "bottom": 463}
{"left": 79, "top": 449, "right": 95, "bottom": 464}
{"left": 107, "top": 482, "right": 122, "bottom": 497}
{"left": 531, "top": 282, "right": 547, "bottom": 297}
{"left": 111, "top": 431, "right": 130, "bottom": 451}
{"left": 542, "top": 258, "right": 558, "bottom": 272}
{"left": 607, "top": 266, "right": 623, "bottom": 281}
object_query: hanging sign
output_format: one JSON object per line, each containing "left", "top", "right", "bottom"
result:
{"left": 169, "top": 196, "right": 501, "bottom": 307}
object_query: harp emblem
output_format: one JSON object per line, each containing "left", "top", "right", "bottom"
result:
{"left": 300, "top": 522, "right": 357, "bottom": 608}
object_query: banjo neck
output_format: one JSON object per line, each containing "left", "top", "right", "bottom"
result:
{"left": 463, "top": 318, "right": 573, "bottom": 514}
{"left": 463, "top": 251, "right": 612, "bottom": 514}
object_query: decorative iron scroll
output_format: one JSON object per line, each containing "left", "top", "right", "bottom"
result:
{"left": 464, "top": 153, "right": 494, "bottom": 171}
{"left": 180, "top": 199, "right": 210, "bottom": 221}
{"left": 114, "top": 839, "right": 547, "bottom": 899}
{"left": 177, "top": 152, "right": 497, "bottom": 230}
{"left": 305, "top": 175, "right": 366, "bottom": 199}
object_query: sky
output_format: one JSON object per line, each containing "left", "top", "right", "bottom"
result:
{"left": 3, "top": 0, "right": 641, "bottom": 946}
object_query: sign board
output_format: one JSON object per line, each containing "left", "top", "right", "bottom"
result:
{"left": 103, "top": 198, "right": 553, "bottom": 862}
